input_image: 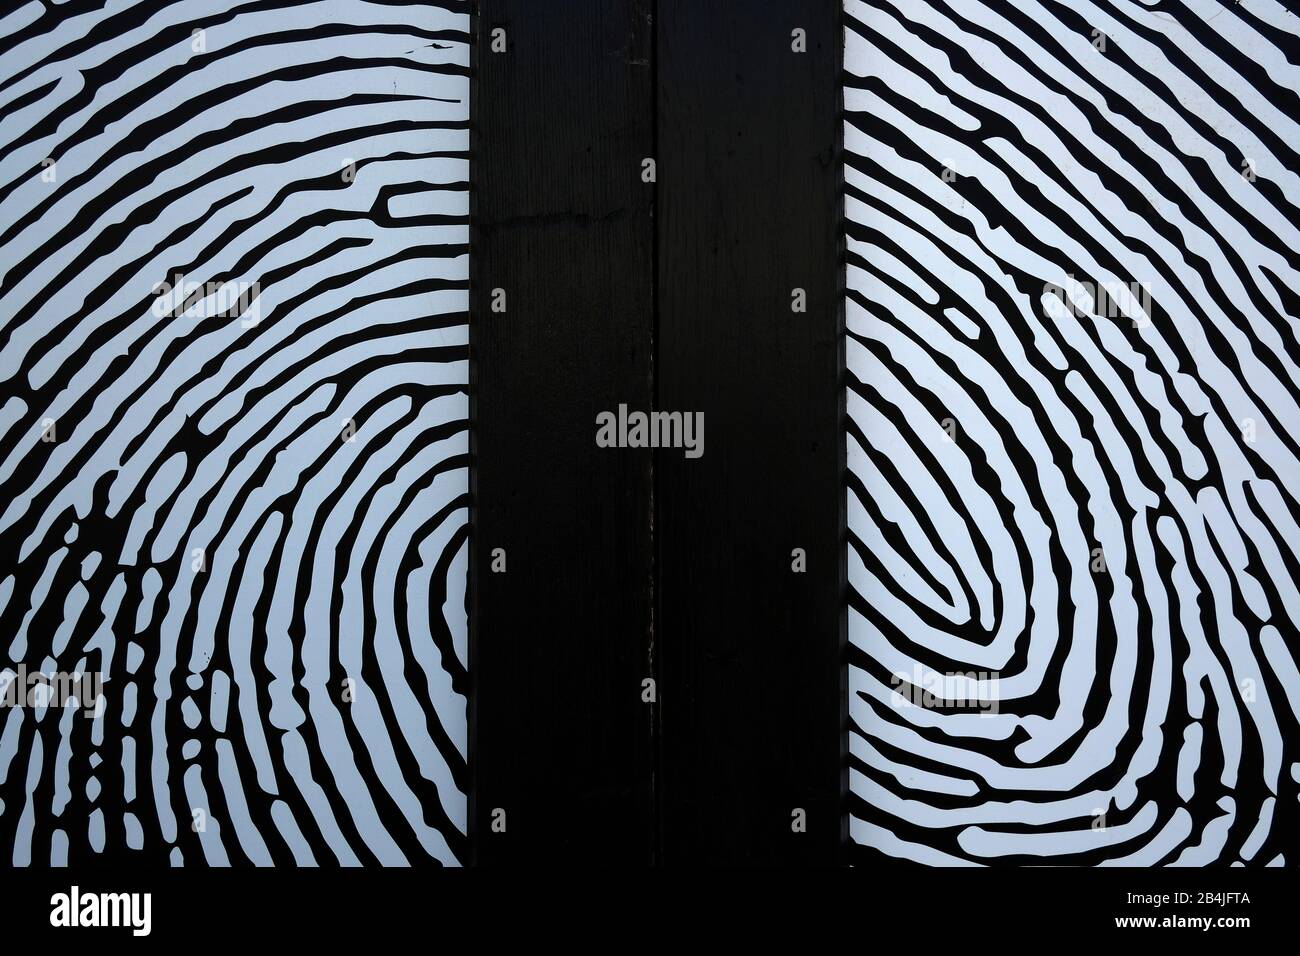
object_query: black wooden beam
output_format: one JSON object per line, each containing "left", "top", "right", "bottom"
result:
{"left": 470, "top": 0, "right": 657, "bottom": 865}
{"left": 654, "top": 1, "right": 845, "bottom": 865}
{"left": 472, "top": 1, "right": 843, "bottom": 866}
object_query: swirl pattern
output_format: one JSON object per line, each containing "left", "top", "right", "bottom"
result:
{"left": 0, "top": 0, "right": 469, "bottom": 865}
{"left": 846, "top": 0, "right": 1300, "bottom": 865}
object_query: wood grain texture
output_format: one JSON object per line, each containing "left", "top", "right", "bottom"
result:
{"left": 470, "top": 0, "right": 656, "bottom": 864}
{"left": 471, "top": 0, "right": 843, "bottom": 866}
{"left": 655, "top": 0, "right": 845, "bottom": 865}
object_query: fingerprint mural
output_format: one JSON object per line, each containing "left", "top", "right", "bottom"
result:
{"left": 845, "top": 0, "right": 1300, "bottom": 864}
{"left": 0, "top": 0, "right": 470, "bottom": 865}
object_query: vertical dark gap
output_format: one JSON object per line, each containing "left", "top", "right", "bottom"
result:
{"left": 649, "top": 0, "right": 663, "bottom": 869}
{"left": 833, "top": 0, "right": 849, "bottom": 863}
